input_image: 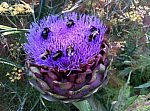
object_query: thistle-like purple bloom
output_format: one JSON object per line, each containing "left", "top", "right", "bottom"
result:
{"left": 24, "top": 13, "right": 109, "bottom": 102}
{"left": 25, "top": 13, "right": 106, "bottom": 69}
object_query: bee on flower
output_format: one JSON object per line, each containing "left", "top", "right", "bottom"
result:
{"left": 24, "top": 13, "right": 110, "bottom": 102}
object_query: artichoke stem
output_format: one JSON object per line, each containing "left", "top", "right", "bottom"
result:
{"left": 73, "top": 97, "right": 107, "bottom": 111}
{"left": 73, "top": 100, "right": 93, "bottom": 111}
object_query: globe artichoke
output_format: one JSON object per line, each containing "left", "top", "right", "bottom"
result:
{"left": 24, "top": 13, "right": 109, "bottom": 103}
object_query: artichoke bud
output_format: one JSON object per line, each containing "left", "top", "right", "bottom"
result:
{"left": 24, "top": 13, "right": 110, "bottom": 102}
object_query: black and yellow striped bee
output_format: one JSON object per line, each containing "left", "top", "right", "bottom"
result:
{"left": 66, "top": 45, "right": 74, "bottom": 56}
{"left": 88, "top": 26, "right": 100, "bottom": 42}
{"left": 41, "top": 28, "right": 50, "bottom": 39}
{"left": 66, "top": 19, "right": 75, "bottom": 28}
{"left": 53, "top": 50, "right": 63, "bottom": 61}
{"left": 40, "top": 49, "right": 51, "bottom": 60}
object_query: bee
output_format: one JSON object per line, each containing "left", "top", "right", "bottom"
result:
{"left": 66, "top": 19, "right": 75, "bottom": 28}
{"left": 66, "top": 45, "right": 74, "bottom": 56}
{"left": 88, "top": 27, "right": 100, "bottom": 42}
{"left": 41, "top": 28, "right": 50, "bottom": 39}
{"left": 90, "top": 26, "right": 97, "bottom": 32}
{"left": 40, "top": 49, "right": 51, "bottom": 60}
{"left": 53, "top": 50, "right": 63, "bottom": 61}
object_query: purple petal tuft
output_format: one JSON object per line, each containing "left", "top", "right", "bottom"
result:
{"left": 24, "top": 13, "right": 107, "bottom": 70}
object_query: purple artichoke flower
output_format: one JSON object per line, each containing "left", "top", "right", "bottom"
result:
{"left": 24, "top": 13, "right": 109, "bottom": 102}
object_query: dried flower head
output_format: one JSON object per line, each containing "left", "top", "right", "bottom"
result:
{"left": 24, "top": 13, "right": 109, "bottom": 102}
{"left": 0, "top": 1, "right": 33, "bottom": 16}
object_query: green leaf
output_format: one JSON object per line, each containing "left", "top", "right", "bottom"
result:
{"left": 135, "top": 82, "right": 150, "bottom": 88}
{"left": 124, "top": 96, "right": 138, "bottom": 109}
{"left": 0, "top": 58, "right": 22, "bottom": 68}
{"left": 2, "top": 31, "right": 24, "bottom": 35}
{"left": 0, "top": 25, "right": 17, "bottom": 30}
{"left": 113, "top": 73, "right": 132, "bottom": 111}
{"left": 73, "top": 100, "right": 93, "bottom": 111}
{"left": 0, "top": 29, "right": 29, "bottom": 35}
{"left": 119, "top": 67, "right": 132, "bottom": 76}
{"left": 38, "top": 0, "right": 46, "bottom": 20}
{"left": 87, "top": 97, "right": 107, "bottom": 111}
{"left": 125, "top": 94, "right": 150, "bottom": 111}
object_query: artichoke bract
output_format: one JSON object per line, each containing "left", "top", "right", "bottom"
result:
{"left": 24, "top": 13, "right": 109, "bottom": 103}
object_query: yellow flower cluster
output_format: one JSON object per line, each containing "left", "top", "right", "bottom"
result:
{"left": 63, "top": 0, "right": 73, "bottom": 12}
{"left": 124, "top": 11, "right": 142, "bottom": 23}
{"left": 95, "top": 7, "right": 106, "bottom": 17}
{"left": 6, "top": 67, "right": 23, "bottom": 82}
{"left": 0, "top": 1, "right": 33, "bottom": 16}
{"left": 109, "top": 3, "right": 150, "bottom": 25}
{"left": 0, "top": 2, "right": 9, "bottom": 13}
{"left": 138, "top": 5, "right": 150, "bottom": 17}
{"left": 9, "top": 42, "right": 23, "bottom": 59}
{"left": 109, "top": 17, "right": 123, "bottom": 25}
